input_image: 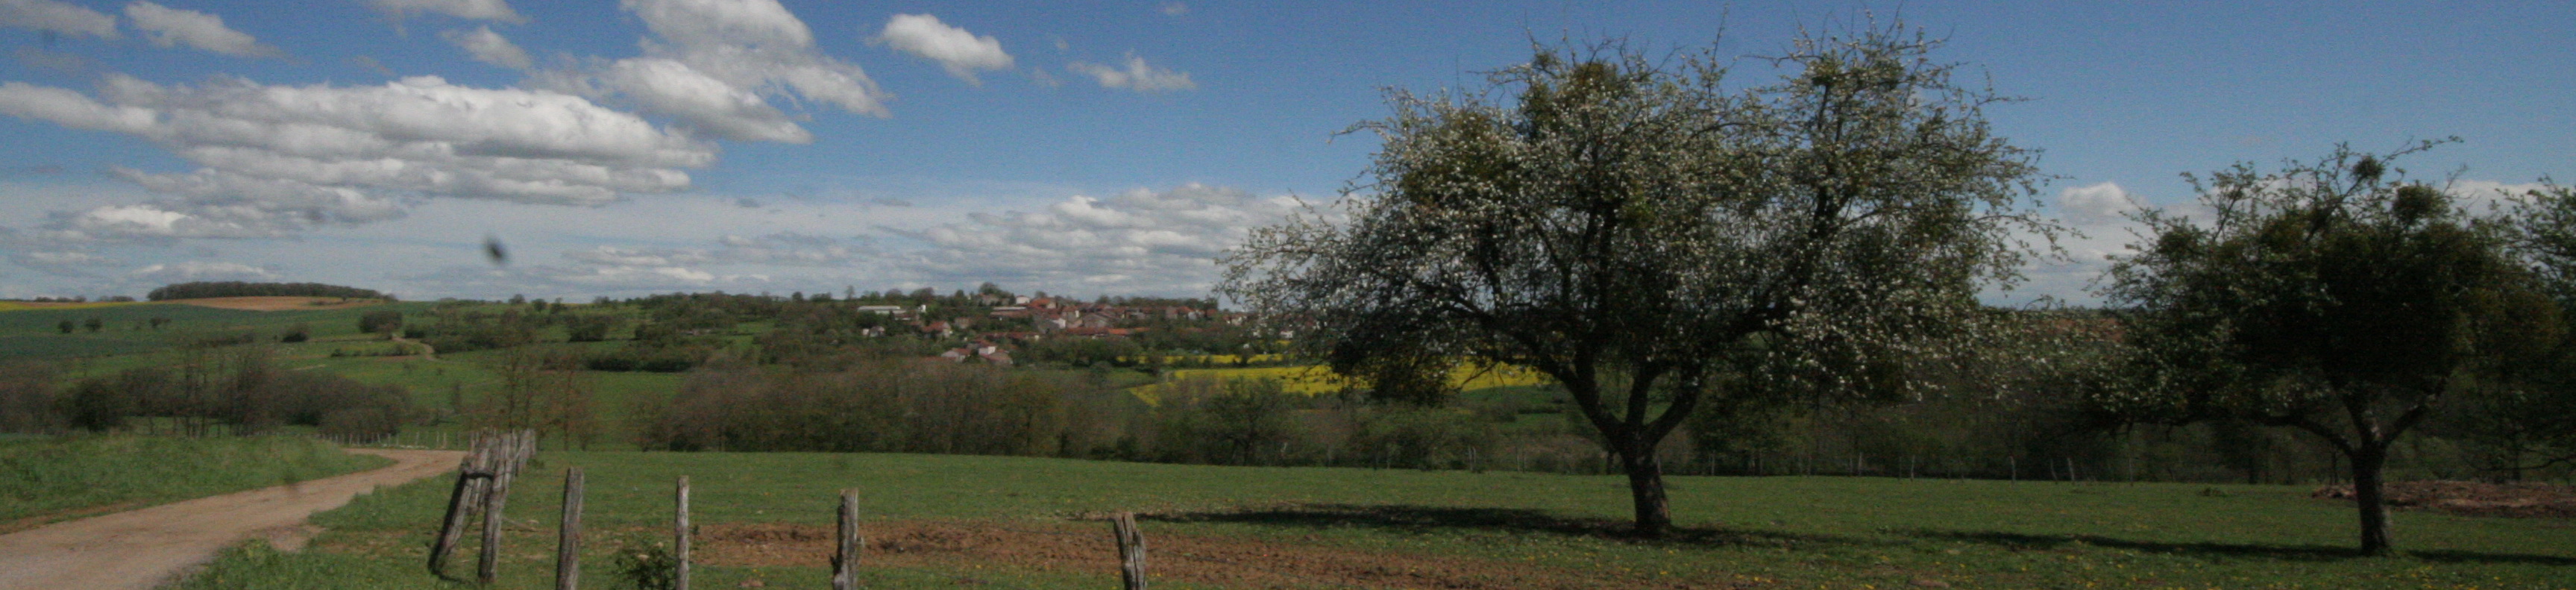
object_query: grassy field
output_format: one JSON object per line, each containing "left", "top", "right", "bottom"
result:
{"left": 175, "top": 451, "right": 2575, "bottom": 589}
{"left": 0, "top": 301, "right": 433, "bottom": 360}
{"left": 0, "top": 435, "right": 389, "bottom": 530}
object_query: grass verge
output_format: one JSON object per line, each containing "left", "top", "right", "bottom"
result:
{"left": 0, "top": 435, "right": 392, "bottom": 530}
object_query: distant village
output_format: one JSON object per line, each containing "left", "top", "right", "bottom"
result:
{"left": 849, "top": 293, "right": 1244, "bottom": 367}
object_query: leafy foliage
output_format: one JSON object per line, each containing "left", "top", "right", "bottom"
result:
{"left": 2102, "top": 141, "right": 2557, "bottom": 553}
{"left": 1222, "top": 23, "right": 2055, "bottom": 534}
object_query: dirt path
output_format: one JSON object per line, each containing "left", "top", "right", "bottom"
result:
{"left": 0, "top": 448, "right": 463, "bottom": 590}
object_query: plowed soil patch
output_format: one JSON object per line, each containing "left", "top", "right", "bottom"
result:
{"left": 696, "top": 520, "right": 1727, "bottom": 589}
{"left": 2313, "top": 480, "right": 2576, "bottom": 518}
{"left": 172, "top": 296, "right": 385, "bottom": 311}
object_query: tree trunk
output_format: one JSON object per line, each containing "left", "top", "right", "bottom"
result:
{"left": 2349, "top": 446, "right": 2395, "bottom": 556}
{"left": 1619, "top": 447, "right": 1671, "bottom": 537}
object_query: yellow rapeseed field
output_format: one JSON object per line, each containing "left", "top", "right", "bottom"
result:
{"left": 1130, "top": 363, "right": 1549, "bottom": 404}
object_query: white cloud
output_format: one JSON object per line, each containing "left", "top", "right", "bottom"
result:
{"left": 2057, "top": 181, "right": 2138, "bottom": 226}
{"left": 596, "top": 57, "right": 808, "bottom": 142}
{"left": 442, "top": 25, "right": 532, "bottom": 69}
{"left": 1159, "top": 2, "right": 1188, "bottom": 16}
{"left": 874, "top": 14, "right": 1013, "bottom": 84}
{"left": 894, "top": 183, "right": 1292, "bottom": 294}
{"left": 0, "top": 75, "right": 714, "bottom": 241}
{"left": 130, "top": 260, "right": 277, "bottom": 283}
{"left": 125, "top": 1, "right": 285, "bottom": 59}
{"left": 0, "top": 81, "right": 156, "bottom": 134}
{"left": 365, "top": 0, "right": 526, "bottom": 23}
{"left": 537, "top": 0, "right": 891, "bottom": 144}
{"left": 621, "top": 0, "right": 886, "bottom": 115}
{"left": 1067, "top": 53, "right": 1196, "bottom": 92}
{"left": 0, "top": 0, "right": 116, "bottom": 38}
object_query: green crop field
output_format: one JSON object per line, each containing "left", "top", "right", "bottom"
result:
{"left": 0, "top": 301, "right": 436, "bottom": 361}
{"left": 175, "top": 451, "right": 2575, "bottom": 589}
{"left": 0, "top": 436, "right": 389, "bottom": 530}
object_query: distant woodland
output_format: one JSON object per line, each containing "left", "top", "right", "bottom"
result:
{"left": 145, "top": 281, "right": 392, "bottom": 301}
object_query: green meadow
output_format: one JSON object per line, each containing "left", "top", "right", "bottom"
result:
{"left": 178, "top": 451, "right": 2575, "bottom": 589}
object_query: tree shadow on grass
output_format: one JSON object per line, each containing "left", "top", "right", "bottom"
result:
{"left": 1145, "top": 503, "right": 1887, "bottom": 550}
{"left": 1907, "top": 530, "right": 2576, "bottom": 565}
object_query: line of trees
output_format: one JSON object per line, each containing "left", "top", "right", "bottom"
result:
{"left": 0, "top": 346, "right": 414, "bottom": 438}
{"left": 145, "top": 281, "right": 391, "bottom": 301}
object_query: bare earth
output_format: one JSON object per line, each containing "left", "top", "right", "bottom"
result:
{"left": 0, "top": 448, "right": 462, "bottom": 590}
{"left": 171, "top": 296, "right": 387, "bottom": 311}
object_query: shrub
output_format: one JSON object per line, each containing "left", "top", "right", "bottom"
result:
{"left": 356, "top": 310, "right": 403, "bottom": 334}
{"left": 612, "top": 539, "right": 678, "bottom": 590}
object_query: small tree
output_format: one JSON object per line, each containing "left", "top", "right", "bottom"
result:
{"left": 57, "top": 319, "right": 74, "bottom": 334}
{"left": 356, "top": 310, "right": 403, "bottom": 336}
{"left": 2102, "top": 142, "right": 2559, "bottom": 554}
{"left": 1223, "top": 25, "right": 2053, "bottom": 536}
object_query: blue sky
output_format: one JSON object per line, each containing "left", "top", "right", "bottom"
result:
{"left": 0, "top": 0, "right": 2567, "bottom": 303}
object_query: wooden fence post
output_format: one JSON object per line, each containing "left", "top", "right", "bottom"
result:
{"left": 674, "top": 476, "right": 691, "bottom": 590}
{"left": 832, "top": 490, "right": 861, "bottom": 590}
{"left": 479, "top": 430, "right": 534, "bottom": 585}
{"left": 428, "top": 431, "right": 496, "bottom": 580}
{"left": 1112, "top": 512, "right": 1147, "bottom": 590}
{"left": 556, "top": 467, "right": 584, "bottom": 590}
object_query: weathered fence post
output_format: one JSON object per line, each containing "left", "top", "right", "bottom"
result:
{"left": 479, "top": 430, "right": 535, "bottom": 585}
{"left": 556, "top": 466, "right": 584, "bottom": 590}
{"left": 674, "top": 476, "right": 691, "bottom": 590}
{"left": 832, "top": 490, "right": 861, "bottom": 590}
{"left": 1112, "top": 512, "right": 1147, "bottom": 590}
{"left": 429, "top": 431, "right": 497, "bottom": 579}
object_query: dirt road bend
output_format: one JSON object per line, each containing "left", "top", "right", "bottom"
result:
{"left": 0, "top": 448, "right": 464, "bottom": 590}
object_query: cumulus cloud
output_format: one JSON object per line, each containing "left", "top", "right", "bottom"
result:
{"left": 130, "top": 260, "right": 277, "bottom": 283}
{"left": 2057, "top": 181, "right": 2139, "bottom": 226}
{"left": 125, "top": 1, "right": 285, "bottom": 59}
{"left": 442, "top": 25, "right": 532, "bottom": 69}
{"left": 0, "top": 74, "right": 712, "bottom": 241}
{"left": 594, "top": 57, "right": 808, "bottom": 142}
{"left": 0, "top": 0, "right": 116, "bottom": 38}
{"left": 1067, "top": 53, "right": 1195, "bottom": 92}
{"left": 0, "top": 81, "right": 156, "bottom": 133}
{"left": 893, "top": 183, "right": 1292, "bottom": 293}
{"left": 538, "top": 0, "right": 889, "bottom": 142}
{"left": 874, "top": 14, "right": 1013, "bottom": 84}
{"left": 365, "top": 0, "right": 526, "bottom": 23}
